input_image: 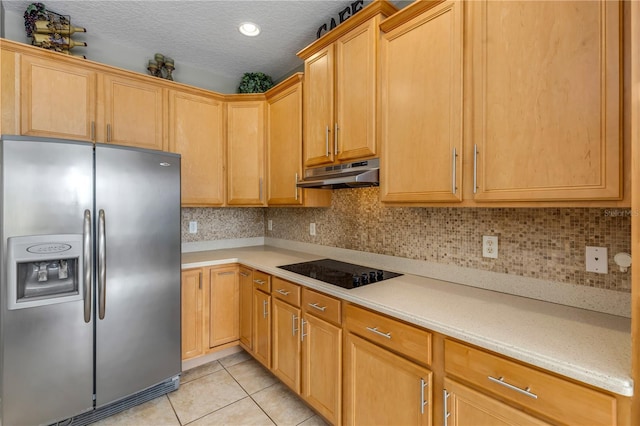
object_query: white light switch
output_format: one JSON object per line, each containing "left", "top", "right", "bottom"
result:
{"left": 586, "top": 246, "right": 608, "bottom": 274}
{"left": 188, "top": 221, "right": 197, "bottom": 234}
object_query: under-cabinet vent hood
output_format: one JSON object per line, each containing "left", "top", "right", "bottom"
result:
{"left": 296, "top": 158, "right": 379, "bottom": 189}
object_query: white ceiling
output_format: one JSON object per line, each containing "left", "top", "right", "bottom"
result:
{"left": 2, "top": 0, "right": 406, "bottom": 84}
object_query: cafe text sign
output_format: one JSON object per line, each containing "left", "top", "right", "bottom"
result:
{"left": 316, "top": 0, "right": 365, "bottom": 39}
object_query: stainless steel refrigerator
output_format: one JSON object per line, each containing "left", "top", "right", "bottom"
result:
{"left": 0, "top": 136, "right": 181, "bottom": 425}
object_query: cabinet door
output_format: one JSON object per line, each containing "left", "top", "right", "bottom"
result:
{"left": 335, "top": 18, "right": 377, "bottom": 161}
{"left": 227, "top": 101, "right": 266, "bottom": 205}
{"left": 208, "top": 266, "right": 239, "bottom": 348}
{"left": 303, "top": 46, "right": 335, "bottom": 167}
{"left": 239, "top": 267, "right": 253, "bottom": 351}
{"left": 470, "top": 0, "right": 621, "bottom": 201}
{"left": 380, "top": 0, "right": 463, "bottom": 203}
{"left": 168, "top": 89, "right": 225, "bottom": 206}
{"left": 344, "top": 333, "right": 432, "bottom": 426}
{"left": 100, "top": 73, "right": 165, "bottom": 150}
{"left": 443, "top": 378, "right": 551, "bottom": 426}
{"left": 301, "top": 313, "right": 341, "bottom": 425}
{"left": 272, "top": 299, "right": 301, "bottom": 393}
{"left": 253, "top": 289, "right": 271, "bottom": 368}
{"left": 267, "top": 79, "right": 303, "bottom": 205}
{"left": 181, "top": 269, "right": 203, "bottom": 360}
{"left": 20, "top": 54, "right": 97, "bottom": 141}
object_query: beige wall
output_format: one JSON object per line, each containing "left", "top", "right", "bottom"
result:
{"left": 182, "top": 188, "right": 631, "bottom": 293}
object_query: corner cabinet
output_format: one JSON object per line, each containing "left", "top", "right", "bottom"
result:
{"left": 168, "top": 88, "right": 225, "bottom": 206}
{"left": 265, "top": 74, "right": 332, "bottom": 207}
{"left": 226, "top": 97, "right": 266, "bottom": 206}
{"left": 297, "top": 1, "right": 397, "bottom": 167}
{"left": 379, "top": 0, "right": 463, "bottom": 203}
{"left": 469, "top": 0, "right": 622, "bottom": 202}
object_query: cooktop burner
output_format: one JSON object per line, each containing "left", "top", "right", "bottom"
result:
{"left": 277, "top": 259, "right": 402, "bottom": 289}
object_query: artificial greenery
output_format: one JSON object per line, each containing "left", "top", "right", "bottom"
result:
{"left": 238, "top": 72, "right": 274, "bottom": 93}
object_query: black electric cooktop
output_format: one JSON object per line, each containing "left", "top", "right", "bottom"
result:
{"left": 277, "top": 259, "right": 402, "bottom": 289}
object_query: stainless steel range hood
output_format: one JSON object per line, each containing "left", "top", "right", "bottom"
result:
{"left": 296, "top": 158, "right": 379, "bottom": 189}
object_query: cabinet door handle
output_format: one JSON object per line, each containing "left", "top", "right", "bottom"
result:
{"left": 487, "top": 376, "right": 538, "bottom": 399}
{"left": 300, "top": 318, "right": 307, "bottom": 341}
{"left": 91, "top": 121, "right": 96, "bottom": 141}
{"left": 325, "top": 125, "right": 330, "bottom": 157}
{"left": 451, "top": 147, "right": 457, "bottom": 194}
{"left": 366, "top": 326, "right": 392, "bottom": 339}
{"left": 308, "top": 302, "right": 326, "bottom": 312}
{"left": 259, "top": 178, "right": 263, "bottom": 202}
{"left": 334, "top": 123, "right": 339, "bottom": 155}
{"left": 420, "top": 378, "right": 428, "bottom": 414}
{"left": 107, "top": 124, "right": 112, "bottom": 143}
{"left": 292, "top": 314, "right": 298, "bottom": 336}
{"left": 276, "top": 289, "right": 291, "bottom": 296}
{"left": 294, "top": 173, "right": 299, "bottom": 201}
{"left": 262, "top": 299, "right": 268, "bottom": 319}
{"left": 198, "top": 271, "right": 202, "bottom": 289}
{"left": 443, "top": 389, "right": 450, "bottom": 426}
{"left": 473, "top": 144, "right": 478, "bottom": 194}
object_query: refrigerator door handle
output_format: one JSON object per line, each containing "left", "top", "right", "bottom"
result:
{"left": 98, "top": 209, "right": 107, "bottom": 320}
{"left": 83, "top": 209, "right": 92, "bottom": 323}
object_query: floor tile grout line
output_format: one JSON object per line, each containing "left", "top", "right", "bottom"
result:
{"left": 163, "top": 393, "right": 183, "bottom": 426}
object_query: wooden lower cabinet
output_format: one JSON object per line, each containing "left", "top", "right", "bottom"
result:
{"left": 181, "top": 269, "right": 204, "bottom": 360}
{"left": 301, "top": 312, "right": 342, "bottom": 425}
{"left": 343, "top": 333, "right": 432, "bottom": 426}
{"left": 239, "top": 267, "right": 253, "bottom": 350}
{"left": 443, "top": 378, "right": 550, "bottom": 426}
{"left": 253, "top": 287, "right": 272, "bottom": 368}
{"left": 208, "top": 266, "right": 239, "bottom": 348}
{"left": 272, "top": 298, "right": 301, "bottom": 392}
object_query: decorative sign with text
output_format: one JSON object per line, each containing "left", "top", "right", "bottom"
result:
{"left": 316, "top": 0, "right": 364, "bottom": 39}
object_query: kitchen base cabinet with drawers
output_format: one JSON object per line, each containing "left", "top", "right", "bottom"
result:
{"left": 443, "top": 339, "right": 618, "bottom": 426}
{"left": 343, "top": 303, "right": 433, "bottom": 426}
{"left": 252, "top": 270, "right": 272, "bottom": 368}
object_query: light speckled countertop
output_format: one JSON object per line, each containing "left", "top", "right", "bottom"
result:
{"left": 182, "top": 245, "right": 633, "bottom": 397}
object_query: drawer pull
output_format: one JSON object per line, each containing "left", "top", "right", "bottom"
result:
{"left": 488, "top": 376, "right": 538, "bottom": 399}
{"left": 240, "top": 272, "right": 250, "bottom": 277}
{"left": 366, "top": 326, "right": 392, "bottom": 339}
{"left": 276, "top": 289, "right": 291, "bottom": 296}
{"left": 254, "top": 279, "right": 266, "bottom": 286}
{"left": 308, "top": 302, "right": 327, "bottom": 312}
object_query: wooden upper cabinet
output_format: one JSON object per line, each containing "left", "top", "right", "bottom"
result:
{"left": 20, "top": 53, "right": 97, "bottom": 141}
{"left": 380, "top": 0, "right": 463, "bottom": 203}
{"left": 226, "top": 99, "right": 266, "bottom": 206}
{"left": 267, "top": 74, "right": 305, "bottom": 205}
{"left": 303, "top": 46, "right": 335, "bottom": 167}
{"left": 99, "top": 73, "right": 165, "bottom": 150}
{"left": 299, "top": 1, "right": 397, "bottom": 168}
{"left": 470, "top": 0, "right": 621, "bottom": 202}
{"left": 168, "top": 89, "right": 225, "bottom": 206}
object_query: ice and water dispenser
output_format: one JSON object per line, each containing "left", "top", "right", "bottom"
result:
{"left": 7, "top": 234, "right": 84, "bottom": 309}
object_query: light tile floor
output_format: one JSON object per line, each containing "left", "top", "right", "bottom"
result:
{"left": 93, "top": 350, "right": 328, "bottom": 426}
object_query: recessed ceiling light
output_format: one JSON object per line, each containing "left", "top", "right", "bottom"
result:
{"left": 239, "top": 22, "right": 260, "bottom": 37}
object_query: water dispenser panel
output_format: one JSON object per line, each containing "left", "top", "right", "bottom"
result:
{"left": 7, "top": 234, "right": 84, "bottom": 310}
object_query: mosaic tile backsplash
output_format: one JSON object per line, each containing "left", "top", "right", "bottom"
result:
{"left": 182, "top": 188, "right": 631, "bottom": 293}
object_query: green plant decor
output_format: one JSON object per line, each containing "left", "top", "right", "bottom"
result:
{"left": 238, "top": 72, "right": 274, "bottom": 93}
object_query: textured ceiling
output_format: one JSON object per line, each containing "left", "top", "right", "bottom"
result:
{"left": 2, "top": 0, "right": 400, "bottom": 82}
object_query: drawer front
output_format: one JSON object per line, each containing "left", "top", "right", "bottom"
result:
{"left": 344, "top": 304, "right": 431, "bottom": 366}
{"left": 272, "top": 277, "right": 301, "bottom": 307}
{"left": 444, "top": 339, "right": 616, "bottom": 426}
{"left": 301, "top": 288, "right": 341, "bottom": 325}
{"left": 253, "top": 270, "right": 271, "bottom": 293}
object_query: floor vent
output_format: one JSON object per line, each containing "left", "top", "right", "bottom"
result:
{"left": 49, "top": 376, "right": 180, "bottom": 426}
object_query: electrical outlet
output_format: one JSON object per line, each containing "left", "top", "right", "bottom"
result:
{"left": 188, "top": 221, "right": 197, "bottom": 234}
{"left": 268, "top": 219, "right": 273, "bottom": 231}
{"left": 586, "top": 246, "right": 608, "bottom": 274}
{"left": 482, "top": 235, "right": 498, "bottom": 259}
{"left": 309, "top": 223, "right": 316, "bottom": 236}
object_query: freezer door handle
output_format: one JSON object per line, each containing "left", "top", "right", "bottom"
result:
{"left": 83, "top": 209, "right": 92, "bottom": 323}
{"left": 98, "top": 209, "right": 107, "bottom": 320}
